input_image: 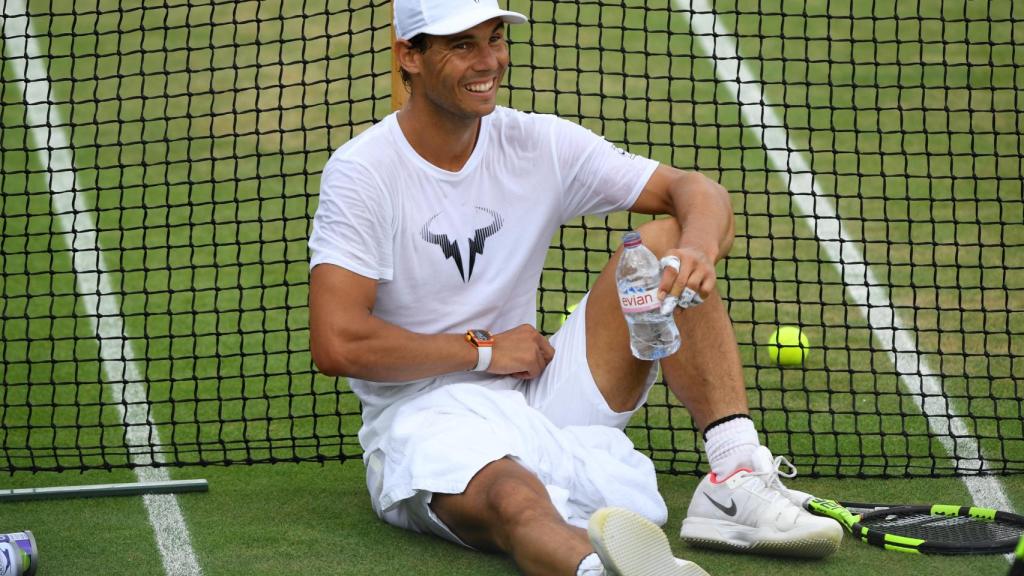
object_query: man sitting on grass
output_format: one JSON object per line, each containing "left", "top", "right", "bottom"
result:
{"left": 308, "top": 0, "right": 842, "bottom": 574}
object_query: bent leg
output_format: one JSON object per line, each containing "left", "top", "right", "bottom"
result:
{"left": 430, "top": 457, "right": 591, "bottom": 576}
{"left": 585, "top": 218, "right": 748, "bottom": 429}
{"left": 588, "top": 222, "right": 843, "bottom": 559}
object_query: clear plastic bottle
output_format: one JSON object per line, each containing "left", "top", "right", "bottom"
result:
{"left": 615, "top": 231, "right": 681, "bottom": 360}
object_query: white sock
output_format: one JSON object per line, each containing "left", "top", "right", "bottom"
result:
{"left": 576, "top": 552, "right": 606, "bottom": 576}
{"left": 704, "top": 416, "right": 760, "bottom": 478}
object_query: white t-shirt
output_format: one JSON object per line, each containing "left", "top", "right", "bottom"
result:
{"left": 309, "top": 106, "right": 658, "bottom": 452}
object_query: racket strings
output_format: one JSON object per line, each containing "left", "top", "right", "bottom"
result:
{"left": 863, "top": 513, "right": 1024, "bottom": 544}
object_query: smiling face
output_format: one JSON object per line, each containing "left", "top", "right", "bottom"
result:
{"left": 405, "top": 18, "right": 509, "bottom": 123}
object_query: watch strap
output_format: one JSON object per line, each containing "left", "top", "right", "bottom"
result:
{"left": 472, "top": 345, "right": 492, "bottom": 372}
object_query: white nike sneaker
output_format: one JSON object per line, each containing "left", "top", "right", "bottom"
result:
{"left": 588, "top": 507, "right": 709, "bottom": 576}
{"left": 679, "top": 446, "right": 843, "bottom": 558}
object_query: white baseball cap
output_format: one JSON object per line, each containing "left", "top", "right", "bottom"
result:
{"left": 394, "top": 0, "right": 528, "bottom": 41}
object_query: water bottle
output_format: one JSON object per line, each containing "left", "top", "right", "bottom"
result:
{"left": 616, "top": 231, "right": 681, "bottom": 360}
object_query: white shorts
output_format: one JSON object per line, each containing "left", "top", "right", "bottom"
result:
{"left": 364, "top": 293, "right": 662, "bottom": 546}
{"left": 519, "top": 293, "right": 659, "bottom": 429}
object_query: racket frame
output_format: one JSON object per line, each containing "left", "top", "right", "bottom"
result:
{"left": 805, "top": 498, "right": 1024, "bottom": 555}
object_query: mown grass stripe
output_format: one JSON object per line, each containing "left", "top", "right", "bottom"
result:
{"left": 1, "top": 3, "right": 202, "bottom": 575}
{"left": 673, "top": 0, "right": 1015, "bottom": 533}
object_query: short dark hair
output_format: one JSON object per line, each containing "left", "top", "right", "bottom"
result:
{"left": 399, "top": 34, "right": 431, "bottom": 86}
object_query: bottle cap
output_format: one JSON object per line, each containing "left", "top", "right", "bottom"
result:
{"left": 622, "top": 231, "right": 641, "bottom": 247}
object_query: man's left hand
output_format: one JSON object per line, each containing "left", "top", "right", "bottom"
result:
{"left": 657, "top": 246, "right": 715, "bottom": 311}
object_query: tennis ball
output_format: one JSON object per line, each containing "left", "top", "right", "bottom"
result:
{"left": 560, "top": 302, "right": 579, "bottom": 325}
{"left": 767, "top": 326, "right": 810, "bottom": 367}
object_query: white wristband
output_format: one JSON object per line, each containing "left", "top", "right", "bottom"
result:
{"left": 473, "top": 346, "right": 493, "bottom": 372}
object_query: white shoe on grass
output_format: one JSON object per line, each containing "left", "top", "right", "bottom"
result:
{"left": 679, "top": 446, "right": 842, "bottom": 558}
{"left": 588, "top": 507, "right": 709, "bottom": 576}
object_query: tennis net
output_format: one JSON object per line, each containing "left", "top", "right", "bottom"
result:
{"left": 0, "top": 0, "right": 1021, "bottom": 477}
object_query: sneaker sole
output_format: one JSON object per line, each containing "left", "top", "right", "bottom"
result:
{"left": 589, "top": 508, "right": 709, "bottom": 576}
{"left": 680, "top": 517, "right": 841, "bottom": 559}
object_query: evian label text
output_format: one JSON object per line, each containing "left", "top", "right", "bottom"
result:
{"left": 619, "top": 287, "right": 660, "bottom": 313}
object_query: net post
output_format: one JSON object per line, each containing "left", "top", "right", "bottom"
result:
{"left": 391, "top": 1, "right": 408, "bottom": 111}
{"left": 0, "top": 479, "right": 209, "bottom": 502}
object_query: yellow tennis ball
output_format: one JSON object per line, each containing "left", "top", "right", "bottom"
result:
{"left": 560, "top": 302, "right": 579, "bottom": 325}
{"left": 767, "top": 326, "right": 810, "bottom": 366}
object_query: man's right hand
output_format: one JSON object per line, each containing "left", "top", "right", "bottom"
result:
{"left": 488, "top": 324, "right": 555, "bottom": 380}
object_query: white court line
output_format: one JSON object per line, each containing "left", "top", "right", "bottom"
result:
{"left": 673, "top": 0, "right": 1014, "bottom": 516}
{"left": 2, "top": 4, "right": 203, "bottom": 575}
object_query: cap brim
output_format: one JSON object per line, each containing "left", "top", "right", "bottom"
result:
{"left": 404, "top": 8, "right": 527, "bottom": 39}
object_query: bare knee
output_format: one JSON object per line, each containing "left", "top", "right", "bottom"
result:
{"left": 484, "top": 474, "right": 561, "bottom": 549}
{"left": 635, "top": 217, "right": 681, "bottom": 256}
{"left": 431, "top": 459, "right": 562, "bottom": 553}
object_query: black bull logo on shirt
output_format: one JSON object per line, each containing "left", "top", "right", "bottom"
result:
{"left": 420, "top": 206, "right": 504, "bottom": 281}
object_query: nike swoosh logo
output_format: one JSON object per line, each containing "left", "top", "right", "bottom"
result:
{"left": 704, "top": 493, "right": 738, "bottom": 516}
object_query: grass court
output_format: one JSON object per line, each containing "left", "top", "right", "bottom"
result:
{"left": 1, "top": 0, "right": 1021, "bottom": 573}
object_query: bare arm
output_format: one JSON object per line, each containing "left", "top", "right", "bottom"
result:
{"left": 630, "top": 165, "right": 735, "bottom": 299}
{"left": 309, "top": 264, "right": 554, "bottom": 381}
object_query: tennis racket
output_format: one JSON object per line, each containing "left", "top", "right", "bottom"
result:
{"left": 802, "top": 497, "right": 1024, "bottom": 555}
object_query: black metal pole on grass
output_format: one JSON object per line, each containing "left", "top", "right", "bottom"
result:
{"left": 0, "top": 479, "right": 209, "bottom": 501}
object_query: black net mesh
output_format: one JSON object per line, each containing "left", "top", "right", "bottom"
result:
{"left": 0, "top": 0, "right": 1021, "bottom": 477}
